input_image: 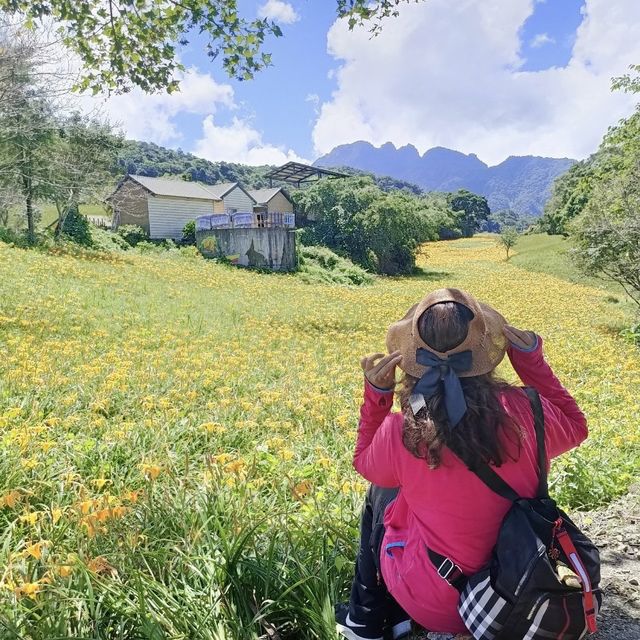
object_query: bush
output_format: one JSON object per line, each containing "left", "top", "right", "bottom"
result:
{"left": 181, "top": 220, "right": 196, "bottom": 245}
{"left": 135, "top": 240, "right": 166, "bottom": 254}
{"left": 298, "top": 246, "right": 374, "bottom": 286}
{"left": 117, "top": 224, "right": 148, "bottom": 247}
{"left": 90, "top": 227, "right": 131, "bottom": 252}
{"left": 179, "top": 245, "right": 202, "bottom": 259}
{"left": 61, "top": 208, "right": 93, "bottom": 247}
{"left": 0, "top": 227, "right": 27, "bottom": 246}
{"left": 621, "top": 322, "right": 640, "bottom": 347}
{"left": 0, "top": 227, "right": 53, "bottom": 248}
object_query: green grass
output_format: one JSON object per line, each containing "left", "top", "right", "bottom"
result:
{"left": 7, "top": 203, "right": 110, "bottom": 230}
{"left": 509, "top": 234, "right": 611, "bottom": 290}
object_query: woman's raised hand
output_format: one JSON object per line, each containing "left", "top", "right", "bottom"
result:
{"left": 361, "top": 351, "right": 403, "bottom": 390}
{"left": 504, "top": 325, "right": 537, "bottom": 350}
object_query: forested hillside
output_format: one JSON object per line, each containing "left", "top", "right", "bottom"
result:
{"left": 116, "top": 140, "right": 428, "bottom": 195}
{"left": 115, "top": 140, "right": 273, "bottom": 189}
{"left": 540, "top": 107, "right": 640, "bottom": 235}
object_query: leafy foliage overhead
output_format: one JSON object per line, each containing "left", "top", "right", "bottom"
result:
{"left": 0, "top": 0, "right": 424, "bottom": 94}
{"left": 0, "top": 0, "right": 282, "bottom": 93}
{"left": 336, "top": 0, "right": 423, "bottom": 32}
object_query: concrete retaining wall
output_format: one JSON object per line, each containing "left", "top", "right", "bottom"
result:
{"left": 196, "top": 227, "right": 297, "bottom": 272}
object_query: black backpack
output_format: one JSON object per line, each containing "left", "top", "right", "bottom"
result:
{"left": 426, "top": 387, "right": 602, "bottom": 640}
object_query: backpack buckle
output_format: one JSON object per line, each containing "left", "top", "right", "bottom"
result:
{"left": 437, "top": 557, "right": 463, "bottom": 583}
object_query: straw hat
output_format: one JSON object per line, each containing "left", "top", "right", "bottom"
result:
{"left": 386, "top": 288, "right": 507, "bottom": 379}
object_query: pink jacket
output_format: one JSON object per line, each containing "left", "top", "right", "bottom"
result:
{"left": 353, "top": 338, "right": 588, "bottom": 633}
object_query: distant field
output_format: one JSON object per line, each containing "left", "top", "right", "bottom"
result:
{"left": 7, "top": 203, "right": 110, "bottom": 230}
{"left": 479, "top": 232, "right": 629, "bottom": 303}
{"left": 509, "top": 234, "right": 607, "bottom": 287}
{"left": 0, "top": 235, "right": 637, "bottom": 637}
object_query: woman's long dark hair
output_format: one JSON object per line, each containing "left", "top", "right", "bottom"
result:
{"left": 398, "top": 302, "right": 521, "bottom": 469}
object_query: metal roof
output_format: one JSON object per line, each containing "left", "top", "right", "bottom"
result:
{"left": 264, "top": 162, "right": 349, "bottom": 186}
{"left": 129, "top": 175, "right": 221, "bottom": 200}
{"left": 249, "top": 187, "right": 291, "bottom": 205}
{"left": 201, "top": 182, "right": 238, "bottom": 199}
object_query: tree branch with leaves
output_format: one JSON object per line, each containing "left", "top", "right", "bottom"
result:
{"left": 0, "top": 0, "right": 425, "bottom": 94}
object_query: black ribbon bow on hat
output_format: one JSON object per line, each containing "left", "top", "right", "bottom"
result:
{"left": 410, "top": 348, "right": 473, "bottom": 426}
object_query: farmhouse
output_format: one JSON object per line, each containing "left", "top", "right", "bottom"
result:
{"left": 109, "top": 174, "right": 256, "bottom": 240}
{"left": 248, "top": 187, "right": 294, "bottom": 215}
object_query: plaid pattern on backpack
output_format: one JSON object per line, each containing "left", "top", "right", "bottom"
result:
{"left": 427, "top": 388, "right": 602, "bottom": 640}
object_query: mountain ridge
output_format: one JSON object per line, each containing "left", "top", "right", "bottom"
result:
{"left": 315, "top": 141, "right": 575, "bottom": 215}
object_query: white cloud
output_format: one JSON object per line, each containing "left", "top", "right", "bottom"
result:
{"left": 530, "top": 33, "right": 555, "bottom": 48}
{"left": 312, "top": 0, "right": 640, "bottom": 165}
{"left": 194, "top": 115, "right": 308, "bottom": 166}
{"left": 306, "top": 93, "right": 321, "bottom": 117}
{"left": 258, "top": 0, "right": 299, "bottom": 24}
{"left": 85, "top": 67, "right": 235, "bottom": 144}
{"left": 82, "top": 65, "right": 307, "bottom": 165}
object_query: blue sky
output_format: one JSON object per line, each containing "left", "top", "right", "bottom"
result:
{"left": 101, "top": 0, "right": 640, "bottom": 166}
{"left": 180, "top": 1, "right": 338, "bottom": 159}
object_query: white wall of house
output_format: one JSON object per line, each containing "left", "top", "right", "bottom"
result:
{"left": 148, "top": 196, "right": 214, "bottom": 239}
{"left": 222, "top": 186, "right": 255, "bottom": 213}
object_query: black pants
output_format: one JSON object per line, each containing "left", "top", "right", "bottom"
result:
{"left": 349, "top": 485, "right": 409, "bottom": 629}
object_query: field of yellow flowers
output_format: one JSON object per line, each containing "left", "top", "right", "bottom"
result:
{"left": 0, "top": 236, "right": 638, "bottom": 639}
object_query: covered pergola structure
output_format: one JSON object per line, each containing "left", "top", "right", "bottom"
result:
{"left": 265, "top": 162, "right": 349, "bottom": 188}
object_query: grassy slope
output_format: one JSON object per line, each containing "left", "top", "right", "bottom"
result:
{"left": 510, "top": 234, "right": 601, "bottom": 286}
{"left": 0, "top": 237, "right": 637, "bottom": 638}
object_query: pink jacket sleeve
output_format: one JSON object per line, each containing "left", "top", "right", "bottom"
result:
{"left": 352, "top": 379, "right": 402, "bottom": 488}
{"left": 507, "top": 337, "right": 588, "bottom": 459}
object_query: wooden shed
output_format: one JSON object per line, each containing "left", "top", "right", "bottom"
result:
{"left": 109, "top": 175, "right": 256, "bottom": 240}
{"left": 248, "top": 187, "right": 294, "bottom": 215}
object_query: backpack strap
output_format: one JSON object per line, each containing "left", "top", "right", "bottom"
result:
{"left": 468, "top": 386, "right": 548, "bottom": 501}
{"left": 523, "top": 386, "right": 549, "bottom": 498}
{"left": 425, "top": 546, "right": 468, "bottom": 593}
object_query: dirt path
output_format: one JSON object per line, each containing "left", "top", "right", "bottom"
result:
{"left": 575, "top": 486, "right": 640, "bottom": 640}
{"left": 412, "top": 488, "right": 640, "bottom": 640}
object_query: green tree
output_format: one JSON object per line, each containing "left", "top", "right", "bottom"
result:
{"left": 292, "top": 176, "right": 442, "bottom": 275}
{"left": 0, "top": 25, "right": 56, "bottom": 242}
{"left": 362, "top": 190, "right": 439, "bottom": 274}
{"left": 50, "top": 113, "right": 121, "bottom": 241}
{"left": 0, "top": 23, "right": 120, "bottom": 242}
{"left": 0, "top": 0, "right": 424, "bottom": 94}
{"left": 498, "top": 227, "right": 518, "bottom": 260}
{"left": 482, "top": 209, "right": 534, "bottom": 233}
{"left": 538, "top": 160, "right": 594, "bottom": 236}
{"left": 447, "top": 189, "right": 490, "bottom": 238}
{"left": 612, "top": 63, "right": 640, "bottom": 96}
{"left": 542, "top": 65, "right": 640, "bottom": 237}
{"left": 181, "top": 219, "right": 196, "bottom": 246}
{"left": 571, "top": 161, "right": 640, "bottom": 309}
